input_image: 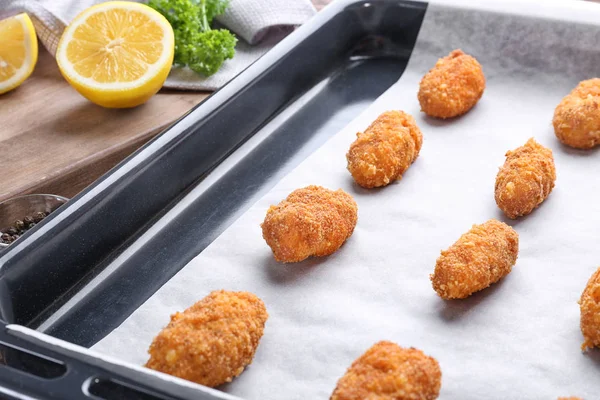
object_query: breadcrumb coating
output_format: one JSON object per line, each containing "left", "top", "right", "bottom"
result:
{"left": 558, "top": 397, "right": 584, "bottom": 400}
{"left": 431, "top": 219, "right": 519, "bottom": 300}
{"left": 495, "top": 138, "right": 556, "bottom": 219}
{"left": 261, "top": 185, "right": 358, "bottom": 263}
{"left": 418, "top": 49, "right": 485, "bottom": 119}
{"left": 346, "top": 111, "right": 423, "bottom": 188}
{"left": 553, "top": 78, "right": 600, "bottom": 149}
{"left": 330, "top": 341, "right": 441, "bottom": 400}
{"left": 580, "top": 267, "right": 600, "bottom": 351}
{"left": 146, "top": 290, "right": 268, "bottom": 387}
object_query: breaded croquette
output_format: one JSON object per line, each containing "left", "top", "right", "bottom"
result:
{"left": 495, "top": 138, "right": 556, "bottom": 219}
{"left": 579, "top": 267, "right": 600, "bottom": 351}
{"left": 346, "top": 111, "right": 423, "bottom": 188}
{"left": 431, "top": 219, "right": 519, "bottom": 299}
{"left": 330, "top": 341, "right": 441, "bottom": 400}
{"left": 146, "top": 290, "right": 268, "bottom": 387}
{"left": 553, "top": 78, "right": 600, "bottom": 149}
{"left": 418, "top": 49, "right": 485, "bottom": 119}
{"left": 261, "top": 185, "right": 358, "bottom": 263}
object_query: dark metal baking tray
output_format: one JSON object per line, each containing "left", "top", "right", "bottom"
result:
{"left": 0, "top": 0, "right": 426, "bottom": 398}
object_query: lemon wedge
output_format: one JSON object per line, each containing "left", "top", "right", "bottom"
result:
{"left": 0, "top": 13, "right": 38, "bottom": 95}
{"left": 56, "top": 1, "right": 174, "bottom": 108}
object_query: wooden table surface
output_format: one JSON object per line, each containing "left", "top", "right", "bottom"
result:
{"left": 0, "top": 0, "right": 330, "bottom": 202}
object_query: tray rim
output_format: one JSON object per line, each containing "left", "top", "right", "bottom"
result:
{"left": 431, "top": 0, "right": 600, "bottom": 24}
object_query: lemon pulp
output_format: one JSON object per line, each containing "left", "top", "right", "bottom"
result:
{"left": 56, "top": 2, "right": 174, "bottom": 108}
{"left": 0, "top": 13, "right": 38, "bottom": 95}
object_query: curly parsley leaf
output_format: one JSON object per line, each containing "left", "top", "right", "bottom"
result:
{"left": 204, "top": 0, "right": 229, "bottom": 24}
{"left": 148, "top": 0, "right": 237, "bottom": 77}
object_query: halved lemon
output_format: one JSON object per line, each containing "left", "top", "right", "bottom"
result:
{"left": 56, "top": 1, "right": 174, "bottom": 108}
{"left": 0, "top": 13, "right": 38, "bottom": 95}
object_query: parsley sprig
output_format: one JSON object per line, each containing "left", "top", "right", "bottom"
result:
{"left": 149, "top": 0, "right": 237, "bottom": 77}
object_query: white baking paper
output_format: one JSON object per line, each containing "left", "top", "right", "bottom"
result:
{"left": 92, "top": 2, "right": 600, "bottom": 399}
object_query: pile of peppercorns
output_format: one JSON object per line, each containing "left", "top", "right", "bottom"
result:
{"left": 0, "top": 212, "right": 49, "bottom": 245}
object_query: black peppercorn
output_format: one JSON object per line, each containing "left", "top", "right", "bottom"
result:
{"left": 33, "top": 212, "right": 46, "bottom": 223}
{"left": 1, "top": 209, "right": 55, "bottom": 246}
{"left": 14, "top": 220, "right": 24, "bottom": 231}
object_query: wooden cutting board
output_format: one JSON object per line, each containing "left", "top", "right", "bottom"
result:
{"left": 0, "top": 0, "right": 330, "bottom": 203}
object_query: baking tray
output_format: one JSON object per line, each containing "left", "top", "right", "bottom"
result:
{"left": 0, "top": 0, "right": 426, "bottom": 398}
{"left": 2, "top": 0, "right": 600, "bottom": 398}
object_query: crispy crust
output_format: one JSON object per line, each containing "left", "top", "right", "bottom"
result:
{"left": 495, "top": 138, "right": 556, "bottom": 219}
{"left": 553, "top": 78, "right": 600, "bottom": 149}
{"left": 580, "top": 267, "right": 600, "bottom": 351}
{"left": 346, "top": 111, "right": 423, "bottom": 188}
{"left": 330, "top": 341, "right": 442, "bottom": 400}
{"left": 146, "top": 290, "right": 268, "bottom": 387}
{"left": 418, "top": 49, "right": 485, "bottom": 119}
{"left": 261, "top": 185, "right": 358, "bottom": 263}
{"left": 557, "top": 397, "right": 584, "bottom": 400}
{"left": 430, "top": 219, "right": 519, "bottom": 299}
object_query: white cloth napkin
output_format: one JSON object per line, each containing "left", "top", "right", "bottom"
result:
{"left": 0, "top": 0, "right": 316, "bottom": 90}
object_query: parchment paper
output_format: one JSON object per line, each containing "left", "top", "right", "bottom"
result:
{"left": 92, "top": 2, "right": 600, "bottom": 399}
